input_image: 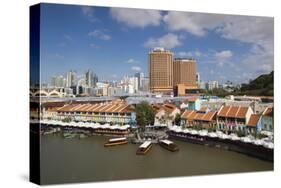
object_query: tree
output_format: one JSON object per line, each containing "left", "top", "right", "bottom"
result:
{"left": 174, "top": 113, "right": 181, "bottom": 126}
{"left": 135, "top": 101, "right": 155, "bottom": 129}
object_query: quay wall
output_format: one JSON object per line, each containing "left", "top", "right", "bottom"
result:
{"left": 168, "top": 131, "right": 273, "bottom": 162}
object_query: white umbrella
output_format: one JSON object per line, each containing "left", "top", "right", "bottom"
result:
{"left": 208, "top": 132, "right": 218, "bottom": 138}
{"left": 190, "top": 130, "right": 198, "bottom": 135}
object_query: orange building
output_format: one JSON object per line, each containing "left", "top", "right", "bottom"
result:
{"left": 149, "top": 48, "right": 173, "bottom": 94}
{"left": 173, "top": 58, "right": 196, "bottom": 87}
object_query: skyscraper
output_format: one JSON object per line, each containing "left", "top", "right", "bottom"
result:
{"left": 196, "top": 72, "right": 200, "bottom": 85}
{"left": 134, "top": 72, "right": 144, "bottom": 91}
{"left": 148, "top": 47, "right": 173, "bottom": 93}
{"left": 66, "top": 70, "right": 77, "bottom": 87}
{"left": 173, "top": 58, "right": 196, "bottom": 87}
{"left": 85, "top": 69, "right": 98, "bottom": 87}
{"left": 51, "top": 75, "right": 65, "bottom": 87}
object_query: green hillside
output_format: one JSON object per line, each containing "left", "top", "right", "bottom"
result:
{"left": 240, "top": 71, "right": 273, "bottom": 96}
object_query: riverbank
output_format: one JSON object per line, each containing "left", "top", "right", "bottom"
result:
{"left": 167, "top": 126, "right": 273, "bottom": 162}
{"left": 30, "top": 119, "right": 274, "bottom": 162}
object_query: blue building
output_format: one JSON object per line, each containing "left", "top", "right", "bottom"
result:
{"left": 261, "top": 107, "right": 273, "bottom": 132}
{"left": 246, "top": 114, "right": 262, "bottom": 134}
{"left": 187, "top": 98, "right": 201, "bottom": 111}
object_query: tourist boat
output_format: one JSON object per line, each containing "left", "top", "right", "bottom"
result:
{"left": 136, "top": 141, "right": 152, "bottom": 155}
{"left": 63, "top": 132, "right": 76, "bottom": 139}
{"left": 104, "top": 137, "right": 128, "bottom": 147}
{"left": 159, "top": 139, "right": 179, "bottom": 152}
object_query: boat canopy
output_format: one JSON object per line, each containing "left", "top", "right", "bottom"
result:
{"left": 140, "top": 141, "right": 151, "bottom": 148}
{"left": 109, "top": 137, "right": 127, "bottom": 142}
{"left": 160, "top": 140, "right": 173, "bottom": 145}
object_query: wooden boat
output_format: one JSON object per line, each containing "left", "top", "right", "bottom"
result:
{"left": 136, "top": 141, "right": 152, "bottom": 155}
{"left": 104, "top": 137, "right": 128, "bottom": 147}
{"left": 159, "top": 139, "right": 179, "bottom": 152}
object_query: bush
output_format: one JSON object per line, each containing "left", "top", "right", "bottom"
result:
{"left": 62, "top": 117, "right": 72, "bottom": 123}
{"left": 236, "top": 129, "right": 246, "bottom": 137}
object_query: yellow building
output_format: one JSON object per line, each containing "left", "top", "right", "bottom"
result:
{"left": 173, "top": 58, "right": 196, "bottom": 87}
{"left": 149, "top": 47, "right": 173, "bottom": 94}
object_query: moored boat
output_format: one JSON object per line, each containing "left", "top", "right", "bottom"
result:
{"left": 104, "top": 137, "right": 128, "bottom": 147}
{"left": 136, "top": 141, "right": 152, "bottom": 155}
{"left": 159, "top": 139, "right": 179, "bottom": 152}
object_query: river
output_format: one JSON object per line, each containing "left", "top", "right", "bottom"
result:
{"left": 40, "top": 133, "right": 273, "bottom": 184}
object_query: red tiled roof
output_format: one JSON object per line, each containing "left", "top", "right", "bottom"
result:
{"left": 198, "top": 107, "right": 208, "bottom": 113}
{"left": 218, "top": 106, "right": 230, "bottom": 117}
{"left": 193, "top": 111, "right": 217, "bottom": 122}
{"left": 236, "top": 107, "right": 248, "bottom": 118}
{"left": 227, "top": 106, "right": 240, "bottom": 117}
{"left": 247, "top": 114, "right": 260, "bottom": 127}
{"left": 56, "top": 102, "right": 134, "bottom": 113}
{"left": 262, "top": 107, "right": 273, "bottom": 117}
{"left": 202, "top": 111, "right": 217, "bottom": 121}
{"left": 181, "top": 110, "right": 197, "bottom": 121}
{"left": 218, "top": 106, "right": 249, "bottom": 119}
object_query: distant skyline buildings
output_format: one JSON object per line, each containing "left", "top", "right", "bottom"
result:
{"left": 85, "top": 69, "right": 98, "bottom": 88}
{"left": 66, "top": 70, "right": 77, "bottom": 87}
{"left": 40, "top": 4, "right": 273, "bottom": 85}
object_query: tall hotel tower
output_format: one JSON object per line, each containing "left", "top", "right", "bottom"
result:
{"left": 148, "top": 47, "right": 173, "bottom": 94}
{"left": 173, "top": 58, "right": 196, "bottom": 87}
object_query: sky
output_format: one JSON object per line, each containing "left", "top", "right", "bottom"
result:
{"left": 40, "top": 3, "right": 274, "bottom": 84}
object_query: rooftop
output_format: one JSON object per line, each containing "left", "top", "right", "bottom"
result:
{"left": 247, "top": 114, "right": 260, "bottom": 127}
{"left": 181, "top": 110, "right": 216, "bottom": 122}
{"left": 262, "top": 107, "right": 273, "bottom": 116}
{"left": 217, "top": 106, "right": 249, "bottom": 119}
{"left": 56, "top": 101, "right": 134, "bottom": 114}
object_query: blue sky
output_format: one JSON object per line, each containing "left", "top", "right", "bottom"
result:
{"left": 40, "top": 3, "right": 274, "bottom": 84}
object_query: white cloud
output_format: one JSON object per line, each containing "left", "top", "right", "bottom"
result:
{"left": 144, "top": 33, "right": 182, "bottom": 49}
{"left": 177, "top": 50, "right": 202, "bottom": 57}
{"left": 163, "top": 12, "right": 224, "bottom": 37}
{"left": 214, "top": 50, "right": 233, "bottom": 60}
{"left": 63, "top": 34, "right": 73, "bottom": 41}
{"left": 49, "top": 53, "right": 64, "bottom": 60}
{"left": 163, "top": 12, "right": 273, "bottom": 56}
{"left": 88, "top": 30, "right": 111, "bottom": 40}
{"left": 131, "top": 66, "right": 142, "bottom": 72}
{"left": 89, "top": 43, "right": 99, "bottom": 48}
{"left": 127, "top": 58, "right": 138, "bottom": 64}
{"left": 241, "top": 49, "right": 273, "bottom": 74}
{"left": 217, "top": 16, "right": 273, "bottom": 54}
{"left": 81, "top": 6, "right": 97, "bottom": 22}
{"left": 110, "top": 8, "right": 162, "bottom": 28}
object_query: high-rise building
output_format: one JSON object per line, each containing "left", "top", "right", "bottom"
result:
{"left": 173, "top": 58, "right": 196, "bottom": 87}
{"left": 141, "top": 77, "right": 149, "bottom": 92}
{"left": 206, "top": 81, "right": 219, "bottom": 90}
{"left": 85, "top": 69, "right": 98, "bottom": 87}
{"left": 148, "top": 47, "right": 173, "bottom": 94}
{"left": 129, "top": 76, "right": 138, "bottom": 93}
{"left": 66, "top": 70, "right": 77, "bottom": 87}
{"left": 51, "top": 75, "right": 65, "bottom": 87}
{"left": 196, "top": 73, "right": 200, "bottom": 85}
{"left": 134, "top": 72, "right": 144, "bottom": 91}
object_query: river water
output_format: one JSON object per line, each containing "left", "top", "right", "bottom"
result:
{"left": 40, "top": 133, "right": 273, "bottom": 184}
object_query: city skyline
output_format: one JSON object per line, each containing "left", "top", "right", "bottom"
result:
{"left": 40, "top": 4, "right": 273, "bottom": 84}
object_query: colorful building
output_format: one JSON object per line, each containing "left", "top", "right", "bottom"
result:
{"left": 181, "top": 108, "right": 217, "bottom": 130}
{"left": 186, "top": 98, "right": 201, "bottom": 110}
{"left": 216, "top": 105, "right": 253, "bottom": 132}
{"left": 246, "top": 114, "right": 262, "bottom": 134}
{"left": 261, "top": 107, "right": 273, "bottom": 132}
{"left": 46, "top": 100, "right": 136, "bottom": 126}
{"left": 153, "top": 103, "right": 180, "bottom": 126}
